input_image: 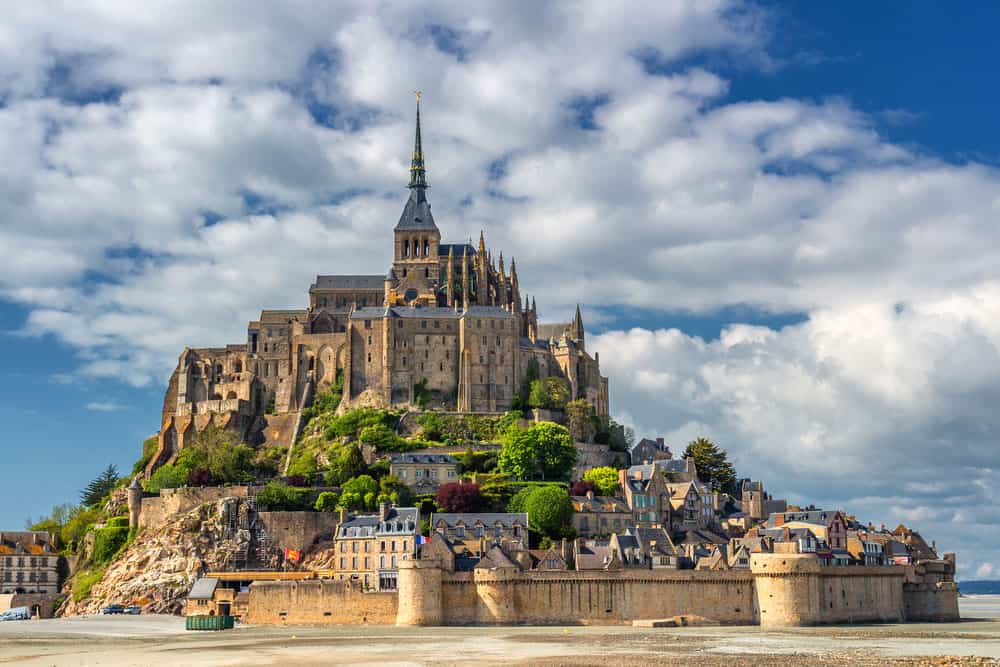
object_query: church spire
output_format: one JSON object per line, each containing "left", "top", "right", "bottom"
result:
{"left": 570, "top": 303, "right": 585, "bottom": 343}
{"left": 408, "top": 91, "right": 427, "bottom": 190}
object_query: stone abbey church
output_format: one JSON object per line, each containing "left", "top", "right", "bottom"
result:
{"left": 147, "top": 102, "right": 608, "bottom": 475}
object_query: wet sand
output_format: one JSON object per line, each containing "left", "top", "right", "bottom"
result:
{"left": 1, "top": 596, "right": 998, "bottom": 666}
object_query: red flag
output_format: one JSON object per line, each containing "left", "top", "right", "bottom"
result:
{"left": 285, "top": 548, "right": 301, "bottom": 562}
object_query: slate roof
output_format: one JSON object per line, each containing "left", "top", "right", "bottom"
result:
{"left": 187, "top": 577, "right": 219, "bottom": 600}
{"left": 338, "top": 508, "right": 420, "bottom": 538}
{"left": 391, "top": 453, "right": 458, "bottom": 465}
{"left": 311, "top": 275, "right": 385, "bottom": 290}
{"left": 439, "top": 243, "right": 476, "bottom": 258}
{"left": 395, "top": 188, "right": 438, "bottom": 231}
{"left": 680, "top": 529, "right": 728, "bottom": 546}
{"left": 571, "top": 495, "right": 630, "bottom": 513}
{"left": 431, "top": 512, "right": 528, "bottom": 529}
{"left": 767, "top": 510, "right": 843, "bottom": 528}
{"left": 537, "top": 323, "right": 570, "bottom": 340}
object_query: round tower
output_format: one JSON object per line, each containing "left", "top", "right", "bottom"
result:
{"left": 751, "top": 553, "right": 822, "bottom": 627}
{"left": 126, "top": 476, "right": 143, "bottom": 530}
{"left": 396, "top": 560, "right": 443, "bottom": 626}
{"left": 474, "top": 567, "right": 519, "bottom": 625}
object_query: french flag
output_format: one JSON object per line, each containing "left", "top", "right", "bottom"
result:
{"left": 415, "top": 535, "right": 429, "bottom": 545}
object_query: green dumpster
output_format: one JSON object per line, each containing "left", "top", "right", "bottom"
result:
{"left": 185, "top": 615, "right": 234, "bottom": 631}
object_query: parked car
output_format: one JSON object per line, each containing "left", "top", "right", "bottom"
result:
{"left": 101, "top": 604, "right": 125, "bottom": 615}
{"left": 0, "top": 607, "right": 31, "bottom": 621}
{"left": 124, "top": 605, "right": 142, "bottom": 615}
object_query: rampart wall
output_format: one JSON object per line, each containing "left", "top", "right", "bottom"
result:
{"left": 246, "top": 579, "right": 397, "bottom": 624}
{"left": 256, "top": 511, "right": 340, "bottom": 553}
{"left": 241, "top": 554, "right": 959, "bottom": 628}
{"left": 137, "top": 486, "right": 254, "bottom": 531}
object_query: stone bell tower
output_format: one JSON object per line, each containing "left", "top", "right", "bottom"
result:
{"left": 391, "top": 93, "right": 441, "bottom": 306}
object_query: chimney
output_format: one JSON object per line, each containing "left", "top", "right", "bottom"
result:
{"left": 379, "top": 501, "right": 390, "bottom": 522}
{"left": 656, "top": 437, "right": 664, "bottom": 447}
{"left": 339, "top": 508, "right": 348, "bottom": 524}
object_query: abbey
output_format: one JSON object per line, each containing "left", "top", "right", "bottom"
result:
{"left": 147, "top": 102, "right": 608, "bottom": 475}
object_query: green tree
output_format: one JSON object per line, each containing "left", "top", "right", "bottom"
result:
{"left": 683, "top": 437, "right": 737, "bottom": 493}
{"left": 379, "top": 475, "right": 412, "bottom": 506}
{"left": 80, "top": 464, "right": 120, "bottom": 507}
{"left": 359, "top": 423, "right": 402, "bottom": 451}
{"left": 506, "top": 486, "right": 537, "bottom": 513}
{"left": 498, "top": 422, "right": 577, "bottom": 480}
{"left": 582, "top": 466, "right": 620, "bottom": 496}
{"left": 342, "top": 475, "right": 378, "bottom": 509}
{"left": 524, "top": 486, "right": 573, "bottom": 538}
{"left": 314, "top": 491, "right": 340, "bottom": 512}
{"left": 324, "top": 445, "right": 367, "bottom": 486}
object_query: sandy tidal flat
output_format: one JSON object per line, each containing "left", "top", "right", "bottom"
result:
{"left": 0, "top": 596, "right": 998, "bottom": 666}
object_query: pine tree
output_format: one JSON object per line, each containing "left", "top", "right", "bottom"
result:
{"left": 683, "top": 438, "right": 737, "bottom": 493}
{"left": 80, "top": 464, "right": 120, "bottom": 507}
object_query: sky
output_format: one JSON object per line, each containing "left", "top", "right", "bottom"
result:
{"left": 1, "top": 1, "right": 998, "bottom": 580}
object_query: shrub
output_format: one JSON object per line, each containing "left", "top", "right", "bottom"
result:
{"left": 324, "top": 445, "right": 367, "bottom": 486}
{"left": 417, "top": 412, "right": 444, "bottom": 441}
{"left": 72, "top": 567, "right": 106, "bottom": 602}
{"left": 314, "top": 491, "right": 340, "bottom": 512}
{"left": 582, "top": 467, "right": 620, "bottom": 496}
{"left": 325, "top": 409, "right": 398, "bottom": 440}
{"left": 506, "top": 486, "right": 536, "bottom": 513}
{"left": 523, "top": 486, "right": 573, "bottom": 538}
{"left": 436, "top": 482, "right": 484, "bottom": 513}
{"left": 457, "top": 449, "right": 499, "bottom": 475}
{"left": 255, "top": 482, "right": 315, "bottom": 511}
{"left": 92, "top": 526, "right": 130, "bottom": 565}
{"left": 359, "top": 423, "right": 403, "bottom": 451}
{"left": 144, "top": 463, "right": 189, "bottom": 493}
{"left": 379, "top": 475, "right": 412, "bottom": 506}
{"left": 105, "top": 516, "right": 130, "bottom": 528}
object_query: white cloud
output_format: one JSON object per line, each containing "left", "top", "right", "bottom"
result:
{"left": 85, "top": 401, "right": 124, "bottom": 412}
{"left": 0, "top": 1, "right": 997, "bottom": 576}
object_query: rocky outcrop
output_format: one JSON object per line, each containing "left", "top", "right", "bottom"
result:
{"left": 61, "top": 499, "right": 247, "bottom": 616}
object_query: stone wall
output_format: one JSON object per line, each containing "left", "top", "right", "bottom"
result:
{"left": 247, "top": 579, "right": 397, "bottom": 624}
{"left": 396, "top": 561, "right": 757, "bottom": 626}
{"left": 137, "top": 486, "right": 253, "bottom": 531}
{"left": 256, "top": 511, "right": 340, "bottom": 553}
{"left": 0, "top": 593, "right": 59, "bottom": 618}
{"left": 395, "top": 554, "right": 959, "bottom": 628}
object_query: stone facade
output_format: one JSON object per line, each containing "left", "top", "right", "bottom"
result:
{"left": 390, "top": 453, "right": 459, "bottom": 493}
{"left": 0, "top": 532, "right": 59, "bottom": 595}
{"left": 146, "top": 102, "right": 609, "bottom": 476}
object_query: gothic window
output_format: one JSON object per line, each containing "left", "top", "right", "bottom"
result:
{"left": 308, "top": 357, "right": 315, "bottom": 371}
{"left": 482, "top": 336, "right": 487, "bottom": 345}
{"left": 368, "top": 336, "right": 372, "bottom": 345}
{"left": 424, "top": 267, "right": 429, "bottom": 278}
{"left": 425, "top": 335, "right": 430, "bottom": 344}
{"left": 403, "top": 269, "right": 408, "bottom": 277}
{"left": 423, "top": 239, "right": 429, "bottom": 257}
{"left": 397, "top": 320, "right": 403, "bottom": 329}
{"left": 496, "top": 336, "right": 501, "bottom": 346}
{"left": 402, "top": 357, "right": 407, "bottom": 367}
{"left": 365, "top": 320, "right": 372, "bottom": 329}
{"left": 367, "top": 353, "right": 372, "bottom": 363}
{"left": 439, "top": 363, "right": 443, "bottom": 371}
{"left": 234, "top": 361, "right": 242, "bottom": 373}
{"left": 403, "top": 240, "right": 410, "bottom": 257}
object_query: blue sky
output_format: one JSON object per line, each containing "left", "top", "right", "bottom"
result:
{"left": 1, "top": 1, "right": 999, "bottom": 579}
